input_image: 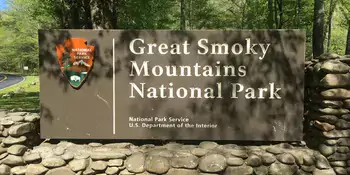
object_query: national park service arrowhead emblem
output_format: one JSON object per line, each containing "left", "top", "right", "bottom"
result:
{"left": 56, "top": 38, "right": 95, "bottom": 89}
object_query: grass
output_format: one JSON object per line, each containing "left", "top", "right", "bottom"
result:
{"left": 0, "top": 76, "right": 40, "bottom": 111}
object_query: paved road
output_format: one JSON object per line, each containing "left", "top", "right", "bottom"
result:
{"left": 0, "top": 74, "right": 25, "bottom": 90}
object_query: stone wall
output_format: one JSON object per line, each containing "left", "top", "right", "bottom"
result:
{"left": 304, "top": 53, "right": 350, "bottom": 175}
{"left": 0, "top": 111, "right": 335, "bottom": 175}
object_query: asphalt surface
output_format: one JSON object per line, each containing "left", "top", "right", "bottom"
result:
{"left": 0, "top": 74, "right": 25, "bottom": 90}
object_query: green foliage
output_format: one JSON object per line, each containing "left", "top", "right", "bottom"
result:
{"left": 0, "top": 0, "right": 349, "bottom": 73}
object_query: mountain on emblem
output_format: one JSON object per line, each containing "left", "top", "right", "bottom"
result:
{"left": 56, "top": 38, "right": 95, "bottom": 89}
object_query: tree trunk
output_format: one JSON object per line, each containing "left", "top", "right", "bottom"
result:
{"left": 274, "top": 0, "right": 279, "bottom": 28}
{"left": 327, "top": 0, "right": 335, "bottom": 53}
{"left": 278, "top": 0, "right": 283, "bottom": 28}
{"left": 346, "top": 24, "right": 350, "bottom": 55}
{"left": 83, "top": 0, "right": 93, "bottom": 29}
{"left": 268, "top": 0, "right": 274, "bottom": 28}
{"left": 297, "top": 0, "right": 301, "bottom": 28}
{"left": 180, "top": 0, "right": 186, "bottom": 30}
{"left": 313, "top": 0, "right": 325, "bottom": 57}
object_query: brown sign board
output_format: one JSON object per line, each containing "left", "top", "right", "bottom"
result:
{"left": 39, "top": 29, "right": 305, "bottom": 141}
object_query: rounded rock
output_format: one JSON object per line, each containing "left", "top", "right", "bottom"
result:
{"left": 198, "top": 154, "right": 226, "bottom": 173}
{"left": 0, "top": 164, "right": 10, "bottom": 175}
{"left": 42, "top": 157, "right": 66, "bottom": 168}
{"left": 7, "top": 145, "right": 27, "bottom": 156}
{"left": 145, "top": 156, "right": 170, "bottom": 174}
{"left": 11, "top": 166, "right": 26, "bottom": 175}
{"left": 69, "top": 159, "right": 89, "bottom": 172}
{"left": 45, "top": 167, "right": 75, "bottom": 175}
{"left": 26, "top": 164, "right": 48, "bottom": 175}
{"left": 276, "top": 153, "right": 295, "bottom": 165}
{"left": 125, "top": 153, "right": 146, "bottom": 173}
{"left": 268, "top": 162, "right": 297, "bottom": 175}
{"left": 108, "top": 159, "right": 124, "bottom": 167}
{"left": 171, "top": 155, "right": 198, "bottom": 169}
{"left": 191, "top": 148, "right": 208, "bottom": 157}
{"left": 91, "top": 161, "right": 108, "bottom": 171}
{"left": 23, "top": 153, "right": 41, "bottom": 163}
{"left": 226, "top": 157, "right": 244, "bottom": 166}
{"left": 246, "top": 154, "right": 262, "bottom": 167}
{"left": 261, "top": 153, "right": 276, "bottom": 165}
{"left": 2, "top": 155, "right": 24, "bottom": 166}
{"left": 199, "top": 142, "right": 218, "bottom": 150}
{"left": 106, "top": 167, "right": 120, "bottom": 175}
{"left": 224, "top": 166, "right": 253, "bottom": 175}
{"left": 319, "top": 144, "right": 335, "bottom": 157}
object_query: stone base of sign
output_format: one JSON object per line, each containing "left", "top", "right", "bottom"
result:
{"left": 0, "top": 111, "right": 335, "bottom": 175}
{"left": 304, "top": 54, "right": 350, "bottom": 175}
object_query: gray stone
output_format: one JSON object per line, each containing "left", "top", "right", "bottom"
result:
{"left": 69, "top": 159, "right": 89, "bottom": 172}
{"left": 0, "top": 164, "right": 10, "bottom": 175}
{"left": 334, "top": 167, "right": 347, "bottom": 175}
{"left": 42, "top": 157, "right": 66, "bottom": 168}
{"left": 341, "top": 114, "right": 350, "bottom": 120}
{"left": 2, "top": 155, "right": 24, "bottom": 166}
{"left": 0, "top": 147, "right": 7, "bottom": 154}
{"left": 312, "top": 168, "right": 336, "bottom": 175}
{"left": 330, "top": 161, "right": 346, "bottom": 167}
{"left": 315, "top": 154, "right": 331, "bottom": 169}
{"left": 82, "top": 168, "right": 95, "bottom": 175}
{"left": 276, "top": 153, "right": 295, "bottom": 165}
{"left": 166, "top": 168, "right": 199, "bottom": 175}
{"left": 317, "top": 107, "right": 349, "bottom": 115}
{"left": 88, "top": 142, "right": 103, "bottom": 147}
{"left": 74, "top": 153, "right": 90, "bottom": 160}
{"left": 53, "top": 147, "right": 65, "bottom": 156}
{"left": 320, "top": 100, "right": 343, "bottom": 108}
{"left": 8, "top": 123, "right": 33, "bottom": 136}
{"left": 106, "top": 167, "right": 120, "bottom": 175}
{"left": 7, "top": 145, "right": 27, "bottom": 156}
{"left": 227, "top": 149, "right": 248, "bottom": 159}
{"left": 319, "top": 144, "right": 335, "bottom": 157}
{"left": 336, "top": 146, "right": 350, "bottom": 153}
{"left": 45, "top": 167, "right": 75, "bottom": 175}
{"left": 119, "top": 169, "right": 135, "bottom": 175}
{"left": 61, "top": 152, "right": 74, "bottom": 161}
{"left": 0, "top": 120, "right": 14, "bottom": 126}
{"left": 268, "top": 162, "right": 297, "bottom": 175}
{"left": 325, "top": 139, "right": 338, "bottom": 146}
{"left": 199, "top": 142, "right": 218, "bottom": 149}
{"left": 25, "top": 164, "right": 48, "bottom": 175}
{"left": 24, "top": 114, "right": 40, "bottom": 122}
{"left": 171, "top": 155, "right": 198, "bottom": 169}
{"left": 266, "top": 146, "right": 284, "bottom": 155}
{"left": 91, "top": 161, "right": 108, "bottom": 171}
{"left": 125, "top": 153, "right": 146, "bottom": 173}
{"left": 253, "top": 166, "right": 268, "bottom": 175}
{"left": 198, "top": 154, "right": 226, "bottom": 173}
{"left": 303, "top": 154, "right": 315, "bottom": 166}
{"left": 338, "top": 138, "right": 350, "bottom": 146}
{"left": 320, "top": 74, "right": 350, "bottom": 88}
{"left": 261, "top": 152, "right": 276, "bottom": 165}
{"left": 0, "top": 152, "right": 8, "bottom": 160}
{"left": 148, "top": 149, "right": 173, "bottom": 158}
{"left": 145, "top": 155, "right": 170, "bottom": 174}
{"left": 3, "top": 136, "right": 26, "bottom": 145}
{"left": 323, "top": 130, "right": 350, "bottom": 138}
{"left": 224, "top": 166, "right": 253, "bottom": 175}
{"left": 327, "top": 153, "right": 348, "bottom": 161}
{"left": 191, "top": 148, "right": 208, "bottom": 157}
{"left": 336, "top": 119, "right": 350, "bottom": 129}
{"left": 90, "top": 152, "right": 126, "bottom": 160}
{"left": 321, "top": 88, "right": 350, "bottom": 100}
{"left": 23, "top": 153, "right": 41, "bottom": 163}
{"left": 11, "top": 166, "right": 26, "bottom": 175}
{"left": 301, "top": 165, "right": 315, "bottom": 173}
{"left": 246, "top": 154, "right": 262, "bottom": 167}
{"left": 10, "top": 115, "right": 24, "bottom": 122}
{"left": 226, "top": 157, "right": 244, "bottom": 166}
{"left": 108, "top": 159, "right": 124, "bottom": 167}
{"left": 311, "top": 114, "right": 338, "bottom": 125}
{"left": 8, "top": 112, "right": 27, "bottom": 116}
